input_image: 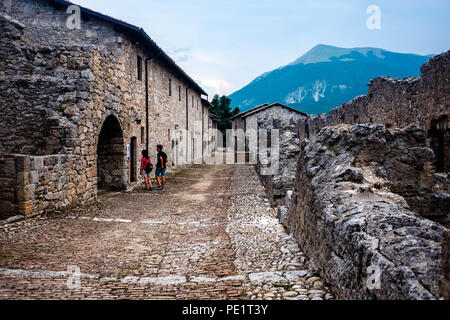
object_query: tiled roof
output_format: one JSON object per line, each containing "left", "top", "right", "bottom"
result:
{"left": 231, "top": 103, "right": 307, "bottom": 120}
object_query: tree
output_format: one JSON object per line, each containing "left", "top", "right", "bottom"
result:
{"left": 210, "top": 94, "right": 240, "bottom": 136}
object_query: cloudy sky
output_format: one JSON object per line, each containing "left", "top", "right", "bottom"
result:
{"left": 73, "top": 0, "right": 450, "bottom": 97}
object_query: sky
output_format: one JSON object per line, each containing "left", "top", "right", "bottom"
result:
{"left": 72, "top": 0, "right": 450, "bottom": 97}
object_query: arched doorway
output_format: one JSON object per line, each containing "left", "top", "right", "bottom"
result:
{"left": 97, "top": 115, "right": 126, "bottom": 190}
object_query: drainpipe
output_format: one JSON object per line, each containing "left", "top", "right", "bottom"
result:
{"left": 145, "top": 52, "right": 162, "bottom": 151}
{"left": 185, "top": 87, "right": 190, "bottom": 163}
{"left": 202, "top": 95, "right": 208, "bottom": 163}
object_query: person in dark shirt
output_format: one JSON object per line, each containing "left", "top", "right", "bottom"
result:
{"left": 155, "top": 144, "right": 168, "bottom": 190}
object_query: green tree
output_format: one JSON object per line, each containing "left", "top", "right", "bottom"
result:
{"left": 210, "top": 94, "right": 240, "bottom": 136}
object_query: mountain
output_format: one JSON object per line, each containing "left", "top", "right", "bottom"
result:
{"left": 229, "top": 44, "right": 433, "bottom": 115}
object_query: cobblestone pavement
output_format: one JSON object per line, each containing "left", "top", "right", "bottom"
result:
{"left": 0, "top": 164, "right": 334, "bottom": 300}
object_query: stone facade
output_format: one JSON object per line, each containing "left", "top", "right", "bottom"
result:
{"left": 285, "top": 124, "right": 444, "bottom": 299}
{"left": 203, "top": 99, "right": 219, "bottom": 156}
{"left": 0, "top": 0, "right": 216, "bottom": 217}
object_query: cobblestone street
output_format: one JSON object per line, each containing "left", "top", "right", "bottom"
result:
{"left": 0, "top": 164, "right": 334, "bottom": 300}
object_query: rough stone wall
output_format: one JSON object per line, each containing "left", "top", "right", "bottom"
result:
{"left": 0, "top": 10, "right": 75, "bottom": 155}
{"left": 285, "top": 124, "right": 444, "bottom": 299}
{"left": 256, "top": 111, "right": 303, "bottom": 206}
{"left": 0, "top": 153, "right": 82, "bottom": 218}
{"left": 0, "top": 155, "right": 17, "bottom": 218}
{"left": 0, "top": 0, "right": 206, "bottom": 217}
{"left": 230, "top": 106, "right": 306, "bottom": 207}
{"left": 231, "top": 106, "right": 306, "bottom": 206}
{"left": 442, "top": 229, "right": 450, "bottom": 299}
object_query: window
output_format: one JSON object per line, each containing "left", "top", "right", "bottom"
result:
{"left": 178, "top": 86, "right": 181, "bottom": 101}
{"left": 192, "top": 96, "right": 194, "bottom": 108}
{"left": 168, "top": 129, "right": 171, "bottom": 141}
{"left": 169, "top": 78, "right": 172, "bottom": 96}
{"left": 141, "top": 127, "right": 145, "bottom": 144}
{"left": 137, "top": 56, "right": 142, "bottom": 81}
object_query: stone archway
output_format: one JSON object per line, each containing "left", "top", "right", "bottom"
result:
{"left": 97, "top": 115, "right": 126, "bottom": 190}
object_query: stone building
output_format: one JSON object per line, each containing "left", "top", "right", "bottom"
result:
{"left": 0, "top": 0, "right": 217, "bottom": 218}
{"left": 202, "top": 98, "right": 219, "bottom": 155}
{"left": 231, "top": 103, "right": 306, "bottom": 162}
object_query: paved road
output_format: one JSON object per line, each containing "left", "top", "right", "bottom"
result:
{"left": 0, "top": 164, "right": 334, "bottom": 300}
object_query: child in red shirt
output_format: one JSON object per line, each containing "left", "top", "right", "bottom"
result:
{"left": 140, "top": 150, "right": 153, "bottom": 191}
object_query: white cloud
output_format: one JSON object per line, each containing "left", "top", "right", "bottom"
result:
{"left": 195, "top": 77, "right": 233, "bottom": 96}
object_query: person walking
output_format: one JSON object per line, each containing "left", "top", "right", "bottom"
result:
{"left": 155, "top": 145, "right": 168, "bottom": 190}
{"left": 140, "top": 150, "right": 153, "bottom": 191}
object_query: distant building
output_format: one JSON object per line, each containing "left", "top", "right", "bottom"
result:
{"left": 202, "top": 98, "right": 220, "bottom": 155}
{"left": 231, "top": 103, "right": 307, "bottom": 164}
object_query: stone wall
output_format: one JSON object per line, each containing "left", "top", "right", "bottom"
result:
{"left": 442, "top": 229, "right": 450, "bottom": 300}
{"left": 0, "top": 156, "right": 17, "bottom": 218}
{"left": 285, "top": 124, "right": 444, "bottom": 299}
{"left": 257, "top": 113, "right": 302, "bottom": 207}
{"left": 0, "top": 11, "right": 71, "bottom": 155}
{"left": 269, "top": 50, "right": 450, "bottom": 300}
{"left": 0, "top": 153, "right": 86, "bottom": 218}
{"left": 232, "top": 105, "right": 306, "bottom": 206}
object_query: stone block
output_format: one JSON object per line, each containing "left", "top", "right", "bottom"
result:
{"left": 16, "top": 171, "right": 30, "bottom": 186}
{"left": 44, "top": 156, "right": 57, "bottom": 166}
{"left": 3, "top": 157, "right": 16, "bottom": 176}
{"left": 16, "top": 185, "right": 33, "bottom": 202}
{"left": 30, "top": 171, "right": 39, "bottom": 184}
{"left": 1, "top": 191, "right": 15, "bottom": 201}
{"left": 17, "top": 200, "right": 32, "bottom": 216}
{"left": 31, "top": 157, "right": 44, "bottom": 171}
{"left": 0, "top": 200, "right": 16, "bottom": 215}
{"left": 15, "top": 155, "right": 30, "bottom": 172}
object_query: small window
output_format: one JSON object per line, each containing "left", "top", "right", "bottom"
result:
{"left": 169, "top": 78, "right": 172, "bottom": 96}
{"left": 141, "top": 127, "right": 145, "bottom": 144}
{"left": 192, "top": 96, "right": 194, "bottom": 108}
{"left": 178, "top": 86, "right": 181, "bottom": 101}
{"left": 137, "top": 56, "right": 142, "bottom": 81}
{"left": 168, "top": 129, "right": 171, "bottom": 141}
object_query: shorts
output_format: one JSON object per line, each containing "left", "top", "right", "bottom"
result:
{"left": 155, "top": 168, "right": 166, "bottom": 177}
{"left": 142, "top": 171, "right": 151, "bottom": 178}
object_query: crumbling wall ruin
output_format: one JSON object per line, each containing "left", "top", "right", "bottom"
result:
{"left": 273, "top": 51, "right": 450, "bottom": 299}
{"left": 442, "top": 229, "right": 450, "bottom": 299}
{"left": 257, "top": 115, "right": 301, "bottom": 207}
{"left": 285, "top": 124, "right": 444, "bottom": 299}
